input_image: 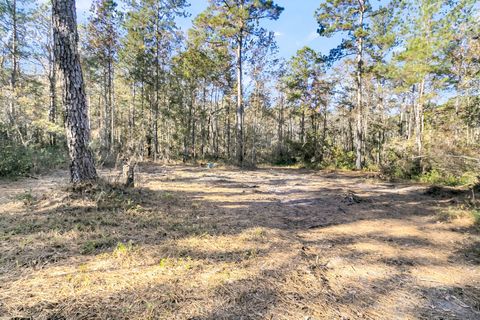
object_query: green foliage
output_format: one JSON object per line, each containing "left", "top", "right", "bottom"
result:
{"left": 15, "top": 189, "right": 36, "bottom": 206}
{"left": 381, "top": 144, "right": 420, "bottom": 180}
{"left": 332, "top": 147, "right": 356, "bottom": 170}
{"left": 113, "top": 240, "right": 135, "bottom": 257}
{"left": 315, "top": 0, "right": 374, "bottom": 63}
{"left": 419, "top": 170, "right": 477, "bottom": 187}
{"left": 0, "top": 141, "right": 67, "bottom": 178}
{"left": 81, "top": 237, "right": 116, "bottom": 254}
{"left": 473, "top": 209, "right": 480, "bottom": 227}
{"left": 0, "top": 143, "right": 34, "bottom": 177}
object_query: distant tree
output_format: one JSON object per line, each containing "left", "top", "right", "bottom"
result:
{"left": 316, "top": 0, "right": 375, "bottom": 169}
{"left": 30, "top": 1, "right": 59, "bottom": 146}
{"left": 52, "top": 0, "right": 97, "bottom": 182}
{"left": 284, "top": 47, "right": 322, "bottom": 145}
{"left": 121, "top": 0, "right": 188, "bottom": 160}
{"left": 0, "top": 0, "right": 30, "bottom": 142}
{"left": 364, "top": 2, "right": 400, "bottom": 164}
{"left": 193, "top": 0, "right": 283, "bottom": 165}
{"left": 282, "top": 47, "right": 332, "bottom": 163}
{"left": 85, "top": 0, "right": 120, "bottom": 154}
{"left": 393, "top": 0, "right": 457, "bottom": 158}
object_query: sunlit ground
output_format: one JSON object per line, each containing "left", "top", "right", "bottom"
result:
{"left": 0, "top": 164, "right": 479, "bottom": 319}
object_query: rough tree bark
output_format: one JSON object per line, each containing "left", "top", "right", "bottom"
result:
{"left": 52, "top": 0, "right": 97, "bottom": 183}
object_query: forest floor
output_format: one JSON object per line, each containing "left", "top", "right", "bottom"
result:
{"left": 0, "top": 164, "right": 479, "bottom": 320}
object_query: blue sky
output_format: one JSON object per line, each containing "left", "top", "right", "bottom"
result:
{"left": 74, "top": 0, "right": 339, "bottom": 59}
{"left": 176, "top": 0, "right": 341, "bottom": 59}
{"left": 74, "top": 0, "right": 389, "bottom": 60}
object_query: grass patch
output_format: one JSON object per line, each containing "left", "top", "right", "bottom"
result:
{"left": 15, "top": 189, "right": 36, "bottom": 206}
{"left": 473, "top": 209, "right": 480, "bottom": 227}
{"left": 160, "top": 192, "right": 176, "bottom": 201}
{"left": 2, "top": 164, "right": 480, "bottom": 320}
{"left": 81, "top": 237, "right": 116, "bottom": 254}
{"left": 438, "top": 206, "right": 480, "bottom": 228}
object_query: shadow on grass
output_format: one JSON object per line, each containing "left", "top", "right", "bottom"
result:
{"left": 1, "top": 164, "right": 479, "bottom": 319}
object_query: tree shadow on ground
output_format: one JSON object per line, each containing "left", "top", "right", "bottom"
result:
{"left": 0, "top": 164, "right": 479, "bottom": 319}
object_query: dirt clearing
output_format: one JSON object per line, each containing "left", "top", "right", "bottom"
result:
{"left": 0, "top": 164, "right": 479, "bottom": 319}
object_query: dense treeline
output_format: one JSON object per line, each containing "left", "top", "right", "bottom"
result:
{"left": 0, "top": 0, "right": 479, "bottom": 185}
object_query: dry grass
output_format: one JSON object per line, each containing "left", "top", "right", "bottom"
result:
{"left": 0, "top": 164, "right": 479, "bottom": 319}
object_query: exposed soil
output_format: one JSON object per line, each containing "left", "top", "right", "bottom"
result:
{"left": 0, "top": 164, "right": 479, "bottom": 319}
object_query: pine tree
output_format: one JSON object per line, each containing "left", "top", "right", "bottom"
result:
{"left": 316, "top": 0, "right": 374, "bottom": 169}
{"left": 393, "top": 0, "right": 455, "bottom": 159}
{"left": 193, "top": 0, "right": 283, "bottom": 165}
{"left": 121, "top": 0, "right": 188, "bottom": 161}
{"left": 0, "top": 0, "right": 30, "bottom": 143}
{"left": 86, "top": 0, "right": 120, "bottom": 154}
{"left": 52, "top": 0, "right": 97, "bottom": 183}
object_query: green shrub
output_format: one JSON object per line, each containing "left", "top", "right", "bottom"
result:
{"left": 0, "top": 144, "right": 33, "bottom": 177}
{"left": 0, "top": 142, "right": 67, "bottom": 177}
{"left": 332, "top": 147, "right": 356, "bottom": 170}
{"left": 419, "top": 169, "right": 478, "bottom": 187}
{"left": 381, "top": 147, "right": 420, "bottom": 180}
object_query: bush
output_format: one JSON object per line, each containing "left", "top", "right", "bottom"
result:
{"left": 381, "top": 141, "right": 421, "bottom": 180}
{"left": 0, "top": 142, "right": 67, "bottom": 177}
{"left": 0, "top": 144, "right": 34, "bottom": 177}
{"left": 419, "top": 169, "right": 478, "bottom": 187}
{"left": 331, "top": 147, "right": 356, "bottom": 170}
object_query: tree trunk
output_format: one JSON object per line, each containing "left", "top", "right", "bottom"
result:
{"left": 277, "top": 94, "right": 284, "bottom": 159}
{"left": 226, "top": 98, "right": 231, "bottom": 159}
{"left": 321, "top": 106, "right": 328, "bottom": 163}
{"left": 103, "top": 68, "right": 110, "bottom": 152}
{"left": 9, "top": 0, "right": 18, "bottom": 128}
{"left": 122, "top": 158, "right": 136, "bottom": 188}
{"left": 300, "top": 108, "right": 305, "bottom": 145}
{"left": 236, "top": 35, "right": 244, "bottom": 165}
{"left": 108, "top": 57, "right": 115, "bottom": 151}
{"left": 52, "top": 0, "right": 97, "bottom": 183}
{"left": 354, "top": 1, "right": 365, "bottom": 170}
{"left": 415, "top": 78, "right": 425, "bottom": 156}
{"left": 153, "top": 7, "right": 161, "bottom": 161}
{"left": 48, "top": 20, "right": 57, "bottom": 146}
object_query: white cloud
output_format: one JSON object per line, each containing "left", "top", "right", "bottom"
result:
{"left": 306, "top": 31, "right": 319, "bottom": 42}
{"left": 274, "top": 31, "right": 284, "bottom": 37}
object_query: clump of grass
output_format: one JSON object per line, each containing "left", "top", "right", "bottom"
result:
{"left": 158, "top": 257, "right": 171, "bottom": 268}
{"left": 438, "top": 207, "right": 466, "bottom": 221}
{"left": 9, "top": 221, "right": 42, "bottom": 235}
{"left": 65, "top": 263, "right": 91, "bottom": 288}
{"left": 472, "top": 209, "right": 480, "bottom": 227}
{"left": 242, "top": 227, "right": 268, "bottom": 242}
{"left": 437, "top": 206, "right": 480, "bottom": 227}
{"left": 81, "top": 237, "right": 116, "bottom": 254}
{"left": 15, "top": 189, "right": 36, "bottom": 206}
{"left": 160, "top": 192, "right": 175, "bottom": 200}
{"left": 113, "top": 240, "right": 135, "bottom": 258}
{"left": 158, "top": 257, "right": 193, "bottom": 270}
{"left": 67, "top": 180, "right": 141, "bottom": 212}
